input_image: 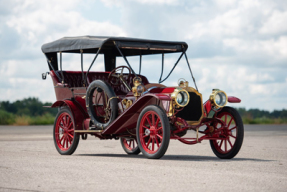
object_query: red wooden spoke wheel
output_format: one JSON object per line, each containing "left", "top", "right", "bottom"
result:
{"left": 120, "top": 137, "right": 141, "bottom": 155}
{"left": 136, "top": 105, "right": 170, "bottom": 159}
{"left": 53, "top": 108, "right": 79, "bottom": 155}
{"left": 210, "top": 107, "right": 244, "bottom": 159}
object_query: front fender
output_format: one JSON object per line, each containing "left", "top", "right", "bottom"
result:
{"left": 204, "top": 96, "right": 241, "bottom": 116}
{"left": 102, "top": 93, "right": 171, "bottom": 135}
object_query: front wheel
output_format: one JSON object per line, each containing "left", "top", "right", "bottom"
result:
{"left": 53, "top": 108, "right": 80, "bottom": 155}
{"left": 136, "top": 105, "right": 170, "bottom": 159}
{"left": 210, "top": 106, "right": 244, "bottom": 159}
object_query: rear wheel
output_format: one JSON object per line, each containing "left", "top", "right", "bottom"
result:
{"left": 136, "top": 105, "right": 170, "bottom": 159}
{"left": 53, "top": 108, "right": 79, "bottom": 155}
{"left": 210, "top": 107, "right": 244, "bottom": 159}
{"left": 120, "top": 138, "right": 141, "bottom": 155}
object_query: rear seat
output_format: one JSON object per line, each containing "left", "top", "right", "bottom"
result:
{"left": 50, "top": 70, "right": 149, "bottom": 95}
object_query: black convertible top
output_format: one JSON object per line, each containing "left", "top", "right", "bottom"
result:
{"left": 41, "top": 36, "right": 188, "bottom": 55}
{"left": 42, "top": 36, "right": 188, "bottom": 72}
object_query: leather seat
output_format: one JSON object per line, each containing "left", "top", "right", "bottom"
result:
{"left": 52, "top": 70, "right": 149, "bottom": 96}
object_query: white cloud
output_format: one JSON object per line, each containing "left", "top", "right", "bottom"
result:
{"left": 101, "top": 0, "right": 180, "bottom": 7}
{"left": 0, "top": 0, "right": 127, "bottom": 102}
{"left": 259, "top": 10, "right": 287, "bottom": 35}
{"left": 0, "top": 0, "right": 286, "bottom": 111}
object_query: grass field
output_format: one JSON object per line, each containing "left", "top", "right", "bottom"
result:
{"left": 1, "top": 109, "right": 286, "bottom": 125}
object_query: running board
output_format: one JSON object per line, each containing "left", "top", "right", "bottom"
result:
{"left": 75, "top": 130, "right": 103, "bottom": 133}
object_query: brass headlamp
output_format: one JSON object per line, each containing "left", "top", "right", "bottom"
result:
{"left": 132, "top": 77, "right": 145, "bottom": 97}
{"left": 209, "top": 89, "right": 227, "bottom": 108}
{"left": 171, "top": 88, "right": 190, "bottom": 107}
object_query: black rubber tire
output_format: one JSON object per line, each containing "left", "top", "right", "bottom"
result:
{"left": 53, "top": 107, "right": 80, "bottom": 155}
{"left": 210, "top": 106, "right": 244, "bottom": 159}
{"left": 86, "top": 80, "right": 118, "bottom": 129}
{"left": 120, "top": 138, "right": 141, "bottom": 155}
{"left": 136, "top": 105, "right": 170, "bottom": 159}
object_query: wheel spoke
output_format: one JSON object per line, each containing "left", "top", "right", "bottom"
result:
{"left": 219, "top": 140, "right": 223, "bottom": 148}
{"left": 152, "top": 114, "right": 155, "bottom": 126}
{"left": 67, "top": 129, "right": 74, "bottom": 133}
{"left": 146, "top": 137, "right": 151, "bottom": 148}
{"left": 60, "top": 135, "right": 64, "bottom": 143}
{"left": 143, "top": 125, "right": 150, "bottom": 130}
{"left": 224, "top": 140, "right": 227, "bottom": 152}
{"left": 132, "top": 140, "right": 135, "bottom": 149}
{"left": 146, "top": 116, "right": 152, "bottom": 127}
{"left": 142, "top": 135, "right": 148, "bottom": 139}
{"left": 67, "top": 121, "right": 73, "bottom": 130}
{"left": 62, "top": 136, "right": 66, "bottom": 147}
{"left": 62, "top": 117, "right": 66, "bottom": 127}
{"left": 229, "top": 134, "right": 237, "bottom": 139}
{"left": 227, "top": 137, "right": 233, "bottom": 148}
{"left": 67, "top": 116, "right": 71, "bottom": 127}
{"left": 156, "top": 134, "right": 162, "bottom": 141}
{"left": 128, "top": 140, "right": 132, "bottom": 147}
{"left": 152, "top": 138, "right": 155, "bottom": 151}
{"left": 224, "top": 115, "right": 227, "bottom": 124}
{"left": 156, "top": 127, "right": 162, "bottom": 131}
{"left": 67, "top": 135, "right": 72, "bottom": 144}
{"left": 155, "top": 137, "right": 160, "bottom": 147}
{"left": 68, "top": 133, "right": 74, "bottom": 139}
{"left": 97, "top": 92, "right": 102, "bottom": 104}
{"left": 59, "top": 121, "right": 64, "bottom": 128}
{"left": 64, "top": 116, "right": 69, "bottom": 127}
{"left": 155, "top": 118, "right": 160, "bottom": 127}
{"left": 228, "top": 117, "right": 233, "bottom": 128}
{"left": 230, "top": 126, "right": 237, "bottom": 131}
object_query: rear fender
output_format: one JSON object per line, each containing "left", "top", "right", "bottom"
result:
{"left": 51, "top": 100, "right": 86, "bottom": 130}
{"left": 204, "top": 96, "right": 241, "bottom": 116}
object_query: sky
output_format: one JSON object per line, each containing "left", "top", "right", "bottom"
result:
{"left": 0, "top": 0, "right": 286, "bottom": 111}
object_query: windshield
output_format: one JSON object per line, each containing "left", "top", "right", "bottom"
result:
{"left": 115, "top": 52, "right": 196, "bottom": 88}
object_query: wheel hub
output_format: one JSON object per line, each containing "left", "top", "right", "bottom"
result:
{"left": 149, "top": 126, "right": 156, "bottom": 137}
{"left": 145, "top": 129, "right": 150, "bottom": 136}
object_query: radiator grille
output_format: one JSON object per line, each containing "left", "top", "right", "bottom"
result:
{"left": 176, "top": 92, "right": 203, "bottom": 122}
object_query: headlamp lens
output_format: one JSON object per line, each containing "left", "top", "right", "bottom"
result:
{"left": 176, "top": 91, "right": 189, "bottom": 106}
{"left": 176, "top": 92, "right": 183, "bottom": 104}
{"left": 215, "top": 92, "right": 226, "bottom": 106}
{"left": 137, "top": 85, "right": 144, "bottom": 94}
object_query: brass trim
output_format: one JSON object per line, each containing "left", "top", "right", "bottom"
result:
{"left": 181, "top": 87, "right": 204, "bottom": 125}
{"left": 171, "top": 88, "right": 190, "bottom": 107}
{"left": 209, "top": 89, "right": 227, "bottom": 108}
{"left": 168, "top": 100, "right": 175, "bottom": 117}
{"left": 132, "top": 76, "right": 144, "bottom": 97}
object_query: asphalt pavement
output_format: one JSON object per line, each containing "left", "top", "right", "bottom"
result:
{"left": 0, "top": 124, "right": 286, "bottom": 192}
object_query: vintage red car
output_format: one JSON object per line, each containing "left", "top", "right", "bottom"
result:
{"left": 41, "top": 36, "right": 244, "bottom": 159}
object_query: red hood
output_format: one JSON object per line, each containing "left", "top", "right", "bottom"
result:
{"left": 148, "top": 87, "right": 175, "bottom": 94}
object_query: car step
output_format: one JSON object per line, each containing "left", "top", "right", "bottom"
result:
{"left": 75, "top": 130, "right": 103, "bottom": 133}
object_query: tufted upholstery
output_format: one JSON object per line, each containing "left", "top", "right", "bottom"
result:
{"left": 87, "top": 72, "right": 149, "bottom": 95}
{"left": 52, "top": 70, "right": 149, "bottom": 95}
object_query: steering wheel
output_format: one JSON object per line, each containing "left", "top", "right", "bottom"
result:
{"left": 108, "top": 66, "right": 131, "bottom": 87}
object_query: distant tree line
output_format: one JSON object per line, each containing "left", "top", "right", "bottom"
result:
{"left": 0, "top": 97, "right": 57, "bottom": 125}
{"left": 0, "top": 97, "right": 57, "bottom": 117}
{"left": 237, "top": 108, "right": 287, "bottom": 119}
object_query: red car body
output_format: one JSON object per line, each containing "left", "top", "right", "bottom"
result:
{"left": 42, "top": 36, "right": 244, "bottom": 159}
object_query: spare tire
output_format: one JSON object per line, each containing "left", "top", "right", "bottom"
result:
{"left": 86, "top": 80, "right": 118, "bottom": 129}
